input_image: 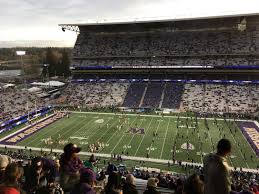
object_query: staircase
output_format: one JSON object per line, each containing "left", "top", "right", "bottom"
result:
{"left": 139, "top": 83, "right": 148, "bottom": 107}
{"left": 159, "top": 83, "right": 167, "bottom": 108}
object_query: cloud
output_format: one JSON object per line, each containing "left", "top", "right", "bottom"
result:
{"left": 0, "top": 0, "right": 259, "bottom": 43}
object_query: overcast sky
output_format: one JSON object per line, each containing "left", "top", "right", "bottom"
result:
{"left": 0, "top": 0, "right": 259, "bottom": 46}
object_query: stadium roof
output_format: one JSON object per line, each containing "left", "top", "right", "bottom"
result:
{"left": 59, "top": 12, "right": 259, "bottom": 27}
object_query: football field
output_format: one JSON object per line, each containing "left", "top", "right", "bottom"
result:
{"left": 3, "top": 112, "right": 258, "bottom": 169}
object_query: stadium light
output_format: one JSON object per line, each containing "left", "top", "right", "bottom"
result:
{"left": 16, "top": 51, "right": 26, "bottom": 56}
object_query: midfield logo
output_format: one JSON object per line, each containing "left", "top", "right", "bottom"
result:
{"left": 127, "top": 128, "right": 145, "bottom": 134}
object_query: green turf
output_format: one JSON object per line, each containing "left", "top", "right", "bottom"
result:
{"left": 9, "top": 112, "right": 258, "bottom": 169}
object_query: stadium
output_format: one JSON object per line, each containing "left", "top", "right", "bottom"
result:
{"left": 0, "top": 12, "right": 259, "bottom": 194}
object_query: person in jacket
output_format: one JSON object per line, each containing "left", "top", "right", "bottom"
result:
{"left": 182, "top": 174, "right": 204, "bottom": 194}
{"left": 102, "top": 171, "right": 122, "bottom": 194}
{"left": 203, "top": 138, "right": 232, "bottom": 194}
{"left": 0, "top": 162, "right": 25, "bottom": 194}
{"left": 70, "top": 168, "right": 96, "bottom": 194}
{"left": 60, "top": 143, "right": 83, "bottom": 192}
{"left": 84, "top": 154, "right": 97, "bottom": 173}
{"left": 122, "top": 174, "right": 138, "bottom": 194}
{"left": 24, "top": 156, "right": 57, "bottom": 192}
{"left": 143, "top": 178, "right": 161, "bottom": 194}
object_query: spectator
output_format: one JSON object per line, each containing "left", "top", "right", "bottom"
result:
{"left": 84, "top": 154, "right": 97, "bottom": 173}
{"left": 106, "top": 162, "right": 118, "bottom": 176}
{"left": 203, "top": 138, "right": 232, "bottom": 194}
{"left": 0, "top": 162, "right": 25, "bottom": 194}
{"left": 59, "top": 143, "right": 83, "bottom": 192}
{"left": 182, "top": 174, "right": 204, "bottom": 194}
{"left": 122, "top": 174, "right": 138, "bottom": 194}
{"left": 23, "top": 156, "right": 57, "bottom": 193}
{"left": 70, "top": 168, "right": 96, "bottom": 194}
{"left": 143, "top": 178, "right": 161, "bottom": 194}
{"left": 0, "top": 155, "right": 12, "bottom": 184}
{"left": 102, "top": 171, "right": 122, "bottom": 194}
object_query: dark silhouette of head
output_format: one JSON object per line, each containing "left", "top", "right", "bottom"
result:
{"left": 217, "top": 139, "right": 231, "bottom": 156}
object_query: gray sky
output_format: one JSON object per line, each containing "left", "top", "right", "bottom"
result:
{"left": 1, "top": 0, "right": 259, "bottom": 46}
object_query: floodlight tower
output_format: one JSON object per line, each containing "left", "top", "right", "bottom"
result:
{"left": 43, "top": 64, "right": 50, "bottom": 89}
{"left": 16, "top": 51, "right": 26, "bottom": 79}
{"left": 16, "top": 51, "right": 31, "bottom": 122}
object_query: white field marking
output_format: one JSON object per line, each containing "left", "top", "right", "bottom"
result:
{"left": 0, "top": 114, "right": 55, "bottom": 142}
{"left": 254, "top": 120, "right": 259, "bottom": 128}
{"left": 122, "top": 116, "right": 146, "bottom": 153}
{"left": 83, "top": 117, "right": 114, "bottom": 142}
{"left": 134, "top": 117, "right": 154, "bottom": 157}
{"left": 68, "top": 111, "right": 255, "bottom": 122}
{"left": 160, "top": 117, "right": 171, "bottom": 159}
{"left": 148, "top": 120, "right": 162, "bottom": 155}
{"left": 91, "top": 117, "right": 121, "bottom": 145}
{"left": 79, "top": 115, "right": 113, "bottom": 138}
{"left": 212, "top": 122, "right": 234, "bottom": 167}
{"left": 109, "top": 116, "right": 138, "bottom": 154}
{"left": 33, "top": 115, "right": 88, "bottom": 147}
{"left": 69, "top": 136, "right": 88, "bottom": 140}
{"left": 196, "top": 124, "right": 203, "bottom": 163}
{"left": 1, "top": 144, "right": 258, "bottom": 173}
{"left": 23, "top": 114, "right": 73, "bottom": 147}
{"left": 227, "top": 124, "right": 249, "bottom": 168}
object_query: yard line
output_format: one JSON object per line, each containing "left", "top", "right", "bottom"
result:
{"left": 33, "top": 116, "right": 89, "bottom": 148}
{"left": 54, "top": 115, "right": 104, "bottom": 149}
{"left": 90, "top": 117, "right": 121, "bottom": 144}
{"left": 134, "top": 117, "right": 154, "bottom": 156}
{"left": 80, "top": 116, "right": 116, "bottom": 143}
{"left": 160, "top": 117, "right": 171, "bottom": 159}
{"left": 148, "top": 120, "right": 162, "bottom": 155}
{"left": 226, "top": 123, "right": 249, "bottom": 168}
{"left": 122, "top": 117, "right": 146, "bottom": 153}
{"left": 23, "top": 116, "right": 80, "bottom": 147}
{"left": 219, "top": 122, "right": 235, "bottom": 167}
{"left": 109, "top": 116, "right": 139, "bottom": 154}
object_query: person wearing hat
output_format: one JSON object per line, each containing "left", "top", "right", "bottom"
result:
{"left": 23, "top": 156, "right": 57, "bottom": 193}
{"left": 143, "top": 178, "right": 161, "bottom": 194}
{"left": 70, "top": 168, "right": 96, "bottom": 194}
{"left": 84, "top": 154, "right": 97, "bottom": 173}
{"left": 122, "top": 174, "right": 138, "bottom": 194}
{"left": 60, "top": 143, "right": 83, "bottom": 192}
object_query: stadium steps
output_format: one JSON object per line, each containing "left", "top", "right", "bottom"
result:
{"left": 159, "top": 83, "right": 167, "bottom": 109}
{"left": 139, "top": 83, "right": 148, "bottom": 107}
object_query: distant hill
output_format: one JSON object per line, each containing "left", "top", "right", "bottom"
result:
{"left": 0, "top": 40, "right": 74, "bottom": 48}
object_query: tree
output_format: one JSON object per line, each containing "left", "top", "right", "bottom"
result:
{"left": 45, "top": 48, "right": 59, "bottom": 77}
{"left": 60, "top": 49, "right": 71, "bottom": 77}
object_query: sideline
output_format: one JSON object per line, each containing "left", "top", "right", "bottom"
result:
{"left": 69, "top": 111, "right": 255, "bottom": 122}
{"left": 0, "top": 114, "right": 55, "bottom": 143}
{"left": 0, "top": 144, "right": 258, "bottom": 174}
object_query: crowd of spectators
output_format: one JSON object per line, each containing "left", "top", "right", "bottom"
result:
{"left": 60, "top": 83, "right": 129, "bottom": 108}
{"left": 0, "top": 139, "right": 257, "bottom": 194}
{"left": 72, "top": 30, "right": 259, "bottom": 67}
{"left": 182, "top": 83, "right": 259, "bottom": 114}
{"left": 0, "top": 87, "right": 49, "bottom": 125}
